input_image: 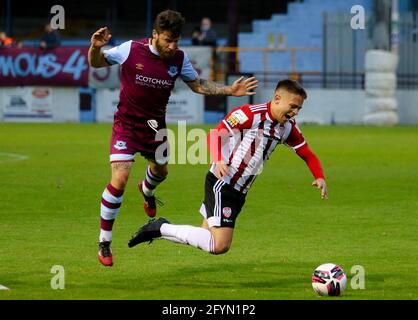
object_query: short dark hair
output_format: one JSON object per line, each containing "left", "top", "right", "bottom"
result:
{"left": 275, "top": 79, "right": 307, "bottom": 99}
{"left": 153, "top": 10, "right": 185, "bottom": 38}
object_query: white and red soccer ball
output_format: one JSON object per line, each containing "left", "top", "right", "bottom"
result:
{"left": 312, "top": 263, "right": 347, "bottom": 296}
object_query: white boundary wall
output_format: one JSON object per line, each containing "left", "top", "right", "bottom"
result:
{"left": 255, "top": 88, "right": 418, "bottom": 125}
{"left": 396, "top": 91, "right": 418, "bottom": 124}
{"left": 0, "top": 87, "right": 417, "bottom": 124}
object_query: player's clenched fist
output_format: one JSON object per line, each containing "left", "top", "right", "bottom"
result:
{"left": 91, "top": 27, "right": 112, "bottom": 48}
{"left": 214, "top": 162, "right": 229, "bottom": 179}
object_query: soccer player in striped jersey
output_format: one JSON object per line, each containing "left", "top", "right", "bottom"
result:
{"left": 128, "top": 79, "right": 327, "bottom": 255}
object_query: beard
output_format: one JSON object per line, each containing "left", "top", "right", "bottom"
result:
{"left": 155, "top": 38, "right": 176, "bottom": 60}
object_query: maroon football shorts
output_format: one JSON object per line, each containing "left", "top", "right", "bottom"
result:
{"left": 109, "top": 115, "right": 169, "bottom": 164}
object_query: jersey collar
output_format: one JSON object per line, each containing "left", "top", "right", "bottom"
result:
{"left": 147, "top": 38, "right": 160, "bottom": 56}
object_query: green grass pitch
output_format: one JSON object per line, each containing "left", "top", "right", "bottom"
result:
{"left": 0, "top": 123, "right": 417, "bottom": 300}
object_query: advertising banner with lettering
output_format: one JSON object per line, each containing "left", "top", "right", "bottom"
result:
{"left": 0, "top": 46, "right": 210, "bottom": 89}
{"left": 89, "top": 64, "right": 121, "bottom": 89}
{"left": 2, "top": 87, "right": 53, "bottom": 122}
{"left": 166, "top": 89, "right": 204, "bottom": 124}
{"left": 0, "top": 47, "right": 89, "bottom": 86}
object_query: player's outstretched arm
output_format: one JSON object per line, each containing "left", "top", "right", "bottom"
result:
{"left": 185, "top": 76, "right": 258, "bottom": 96}
{"left": 295, "top": 144, "right": 328, "bottom": 200}
{"left": 88, "top": 27, "right": 112, "bottom": 68}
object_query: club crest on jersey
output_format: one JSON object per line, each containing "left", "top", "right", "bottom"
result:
{"left": 167, "top": 66, "right": 178, "bottom": 77}
{"left": 222, "top": 207, "right": 232, "bottom": 218}
{"left": 147, "top": 119, "right": 159, "bottom": 133}
{"left": 114, "top": 140, "right": 127, "bottom": 150}
{"left": 226, "top": 110, "right": 249, "bottom": 128}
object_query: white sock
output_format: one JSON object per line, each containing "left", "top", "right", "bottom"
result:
{"left": 161, "top": 235, "right": 185, "bottom": 244}
{"left": 160, "top": 224, "right": 215, "bottom": 253}
{"left": 99, "top": 229, "right": 112, "bottom": 242}
{"left": 142, "top": 181, "right": 155, "bottom": 196}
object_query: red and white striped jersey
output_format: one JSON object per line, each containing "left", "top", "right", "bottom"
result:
{"left": 209, "top": 101, "right": 307, "bottom": 194}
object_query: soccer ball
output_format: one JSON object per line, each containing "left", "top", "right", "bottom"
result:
{"left": 311, "top": 263, "right": 347, "bottom": 296}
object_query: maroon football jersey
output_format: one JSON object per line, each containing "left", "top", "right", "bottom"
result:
{"left": 104, "top": 39, "right": 198, "bottom": 119}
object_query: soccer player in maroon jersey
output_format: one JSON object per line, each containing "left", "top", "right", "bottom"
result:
{"left": 88, "top": 10, "right": 258, "bottom": 266}
{"left": 128, "top": 80, "right": 328, "bottom": 255}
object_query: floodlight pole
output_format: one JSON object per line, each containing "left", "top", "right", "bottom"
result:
{"left": 4, "top": 0, "right": 12, "bottom": 36}
{"left": 106, "top": 0, "right": 117, "bottom": 39}
{"left": 146, "top": 0, "right": 153, "bottom": 37}
{"left": 391, "top": 0, "right": 400, "bottom": 55}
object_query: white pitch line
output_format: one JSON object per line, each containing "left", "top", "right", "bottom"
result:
{"left": 0, "top": 152, "right": 29, "bottom": 164}
{"left": 0, "top": 284, "right": 10, "bottom": 290}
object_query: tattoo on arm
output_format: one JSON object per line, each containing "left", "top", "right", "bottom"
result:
{"left": 188, "top": 78, "right": 230, "bottom": 96}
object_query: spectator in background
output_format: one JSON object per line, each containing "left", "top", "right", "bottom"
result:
{"left": 0, "top": 30, "right": 14, "bottom": 48}
{"left": 40, "top": 23, "right": 61, "bottom": 49}
{"left": 193, "top": 17, "right": 217, "bottom": 47}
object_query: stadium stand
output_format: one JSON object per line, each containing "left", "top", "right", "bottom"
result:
{"left": 238, "top": 0, "right": 373, "bottom": 74}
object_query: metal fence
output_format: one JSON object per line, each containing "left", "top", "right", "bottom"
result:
{"left": 398, "top": 12, "right": 418, "bottom": 88}
{"left": 323, "top": 11, "right": 418, "bottom": 89}
{"left": 323, "top": 13, "right": 370, "bottom": 89}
